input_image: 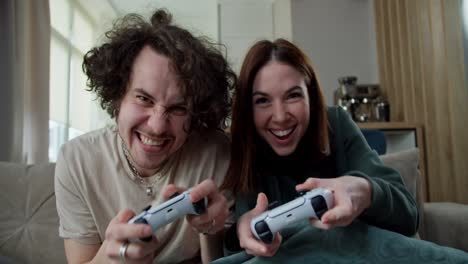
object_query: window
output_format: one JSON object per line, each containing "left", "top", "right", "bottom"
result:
{"left": 49, "top": 0, "right": 111, "bottom": 161}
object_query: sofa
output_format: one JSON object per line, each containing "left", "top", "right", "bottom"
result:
{"left": 0, "top": 148, "right": 467, "bottom": 263}
{"left": 0, "top": 162, "right": 66, "bottom": 263}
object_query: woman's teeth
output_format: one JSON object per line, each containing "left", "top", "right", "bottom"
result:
{"left": 270, "top": 128, "right": 293, "bottom": 137}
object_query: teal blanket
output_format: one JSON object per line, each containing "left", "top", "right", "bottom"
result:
{"left": 214, "top": 221, "right": 468, "bottom": 264}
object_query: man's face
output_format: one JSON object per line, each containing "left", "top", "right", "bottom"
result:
{"left": 117, "top": 45, "right": 190, "bottom": 176}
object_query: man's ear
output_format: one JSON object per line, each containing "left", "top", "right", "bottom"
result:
{"left": 113, "top": 98, "right": 124, "bottom": 119}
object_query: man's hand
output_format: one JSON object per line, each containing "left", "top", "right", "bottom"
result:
{"left": 163, "top": 179, "right": 229, "bottom": 235}
{"left": 237, "top": 193, "right": 282, "bottom": 257}
{"left": 102, "top": 209, "right": 158, "bottom": 264}
{"left": 295, "top": 176, "right": 372, "bottom": 229}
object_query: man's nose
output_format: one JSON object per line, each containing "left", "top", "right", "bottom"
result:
{"left": 272, "top": 102, "right": 288, "bottom": 123}
{"left": 147, "top": 105, "right": 169, "bottom": 133}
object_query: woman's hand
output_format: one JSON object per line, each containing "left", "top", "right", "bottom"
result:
{"left": 102, "top": 209, "right": 158, "bottom": 264}
{"left": 296, "top": 176, "right": 372, "bottom": 229}
{"left": 237, "top": 193, "right": 282, "bottom": 257}
{"left": 163, "top": 179, "right": 229, "bottom": 235}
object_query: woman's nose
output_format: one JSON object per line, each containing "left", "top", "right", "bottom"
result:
{"left": 272, "top": 102, "right": 288, "bottom": 123}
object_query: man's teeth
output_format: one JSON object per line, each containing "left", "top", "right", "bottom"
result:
{"left": 271, "top": 128, "right": 293, "bottom": 137}
{"left": 140, "top": 135, "right": 165, "bottom": 146}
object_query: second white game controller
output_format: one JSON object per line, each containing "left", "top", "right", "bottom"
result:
{"left": 129, "top": 189, "right": 207, "bottom": 241}
{"left": 250, "top": 188, "right": 334, "bottom": 243}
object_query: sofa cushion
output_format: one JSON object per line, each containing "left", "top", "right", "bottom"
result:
{"left": 0, "top": 162, "right": 66, "bottom": 263}
{"left": 379, "top": 148, "right": 425, "bottom": 238}
{"left": 379, "top": 148, "right": 421, "bottom": 200}
{"left": 423, "top": 202, "right": 468, "bottom": 252}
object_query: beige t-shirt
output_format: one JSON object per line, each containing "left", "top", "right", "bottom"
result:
{"left": 54, "top": 126, "right": 230, "bottom": 263}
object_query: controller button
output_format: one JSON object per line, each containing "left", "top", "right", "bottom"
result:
{"left": 140, "top": 235, "right": 152, "bottom": 242}
{"left": 267, "top": 201, "right": 280, "bottom": 210}
{"left": 255, "top": 221, "right": 274, "bottom": 244}
{"left": 254, "top": 220, "right": 270, "bottom": 234}
{"left": 311, "top": 196, "right": 328, "bottom": 220}
{"left": 134, "top": 218, "right": 149, "bottom": 225}
{"left": 169, "top": 192, "right": 180, "bottom": 199}
{"left": 259, "top": 232, "right": 274, "bottom": 244}
{"left": 193, "top": 199, "right": 206, "bottom": 214}
{"left": 142, "top": 205, "right": 151, "bottom": 211}
{"left": 140, "top": 236, "right": 153, "bottom": 242}
{"left": 297, "top": 190, "right": 308, "bottom": 197}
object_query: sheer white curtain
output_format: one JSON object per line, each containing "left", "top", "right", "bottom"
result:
{"left": 0, "top": 0, "right": 50, "bottom": 164}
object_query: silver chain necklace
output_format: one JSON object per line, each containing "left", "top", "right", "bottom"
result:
{"left": 120, "top": 139, "right": 162, "bottom": 197}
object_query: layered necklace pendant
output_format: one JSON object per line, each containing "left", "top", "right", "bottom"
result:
{"left": 146, "top": 186, "right": 153, "bottom": 197}
{"left": 121, "top": 139, "right": 162, "bottom": 197}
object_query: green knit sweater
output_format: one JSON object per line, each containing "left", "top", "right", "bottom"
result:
{"left": 236, "top": 106, "right": 418, "bottom": 235}
{"left": 216, "top": 106, "right": 468, "bottom": 263}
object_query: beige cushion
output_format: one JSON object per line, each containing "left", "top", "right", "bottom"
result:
{"left": 0, "top": 162, "right": 66, "bottom": 263}
{"left": 379, "top": 148, "right": 420, "bottom": 200}
{"left": 379, "top": 148, "right": 425, "bottom": 238}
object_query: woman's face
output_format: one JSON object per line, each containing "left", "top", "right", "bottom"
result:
{"left": 252, "top": 60, "right": 310, "bottom": 156}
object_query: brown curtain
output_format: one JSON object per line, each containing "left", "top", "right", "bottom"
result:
{"left": 374, "top": 0, "right": 468, "bottom": 203}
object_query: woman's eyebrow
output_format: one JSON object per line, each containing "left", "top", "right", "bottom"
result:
{"left": 252, "top": 86, "right": 302, "bottom": 96}
{"left": 252, "top": 91, "right": 268, "bottom": 97}
{"left": 286, "top": 86, "right": 303, "bottom": 93}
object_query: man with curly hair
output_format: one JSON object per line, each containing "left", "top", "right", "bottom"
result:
{"left": 54, "top": 9, "right": 236, "bottom": 263}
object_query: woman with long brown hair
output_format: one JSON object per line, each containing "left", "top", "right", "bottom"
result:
{"left": 218, "top": 39, "right": 468, "bottom": 263}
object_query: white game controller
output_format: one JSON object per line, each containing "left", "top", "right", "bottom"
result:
{"left": 128, "top": 189, "right": 207, "bottom": 241}
{"left": 250, "top": 188, "right": 334, "bottom": 244}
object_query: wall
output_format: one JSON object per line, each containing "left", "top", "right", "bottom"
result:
{"left": 79, "top": 0, "right": 118, "bottom": 44}
{"left": 78, "top": 0, "right": 119, "bottom": 130}
{"left": 108, "top": 0, "right": 219, "bottom": 41}
{"left": 273, "top": 0, "right": 293, "bottom": 41}
{"left": 106, "top": 0, "right": 377, "bottom": 104}
{"left": 291, "top": 0, "right": 379, "bottom": 105}
{"left": 218, "top": 0, "right": 293, "bottom": 73}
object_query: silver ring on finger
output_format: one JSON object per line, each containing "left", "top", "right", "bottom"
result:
{"left": 119, "top": 241, "right": 130, "bottom": 263}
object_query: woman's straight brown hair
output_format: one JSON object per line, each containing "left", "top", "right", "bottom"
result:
{"left": 221, "top": 39, "right": 330, "bottom": 195}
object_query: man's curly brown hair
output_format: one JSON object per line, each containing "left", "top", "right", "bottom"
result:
{"left": 82, "top": 9, "right": 236, "bottom": 131}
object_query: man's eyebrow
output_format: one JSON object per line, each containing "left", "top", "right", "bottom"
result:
{"left": 133, "top": 88, "right": 155, "bottom": 100}
{"left": 133, "top": 88, "right": 186, "bottom": 105}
